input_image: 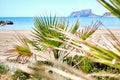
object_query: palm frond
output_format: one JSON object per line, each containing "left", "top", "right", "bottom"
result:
{"left": 106, "top": 28, "right": 120, "bottom": 49}
{"left": 79, "top": 31, "right": 120, "bottom": 69}
{"left": 17, "top": 65, "right": 57, "bottom": 80}
{"left": 52, "top": 26, "right": 120, "bottom": 69}
{"left": 77, "top": 21, "right": 102, "bottom": 40}
{"left": 26, "top": 38, "right": 45, "bottom": 51}
{"left": 69, "top": 19, "right": 79, "bottom": 34}
{"left": 110, "top": 0, "right": 120, "bottom": 10}
{"left": 6, "top": 32, "right": 33, "bottom": 64}
{"left": 31, "top": 64, "right": 84, "bottom": 80}
{"left": 97, "top": 0, "right": 120, "bottom": 18}
{"left": 33, "top": 16, "right": 64, "bottom": 48}
{"left": 50, "top": 59, "right": 92, "bottom": 80}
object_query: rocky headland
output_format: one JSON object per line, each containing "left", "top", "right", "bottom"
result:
{"left": 69, "top": 9, "right": 115, "bottom": 17}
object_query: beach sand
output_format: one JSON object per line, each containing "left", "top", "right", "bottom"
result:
{"left": 0, "top": 30, "right": 32, "bottom": 53}
{"left": 0, "top": 28, "right": 120, "bottom": 55}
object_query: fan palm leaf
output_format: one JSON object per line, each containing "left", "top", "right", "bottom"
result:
{"left": 33, "top": 16, "right": 64, "bottom": 48}
{"left": 32, "top": 16, "right": 80, "bottom": 59}
{"left": 82, "top": 32, "right": 120, "bottom": 68}
{"left": 69, "top": 19, "right": 79, "bottom": 34}
{"left": 6, "top": 32, "right": 33, "bottom": 64}
{"left": 77, "top": 21, "right": 102, "bottom": 40}
{"left": 33, "top": 16, "right": 80, "bottom": 48}
{"left": 50, "top": 25, "right": 120, "bottom": 69}
{"left": 79, "top": 27, "right": 120, "bottom": 69}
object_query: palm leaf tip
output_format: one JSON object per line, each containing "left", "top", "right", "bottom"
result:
{"left": 5, "top": 32, "right": 34, "bottom": 64}
{"left": 78, "top": 21, "right": 102, "bottom": 40}
{"left": 70, "top": 19, "right": 80, "bottom": 34}
{"left": 6, "top": 46, "right": 33, "bottom": 64}
{"left": 12, "top": 45, "right": 32, "bottom": 56}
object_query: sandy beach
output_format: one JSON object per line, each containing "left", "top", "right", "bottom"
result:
{"left": 0, "top": 29, "right": 120, "bottom": 54}
{"left": 0, "top": 30, "right": 32, "bottom": 54}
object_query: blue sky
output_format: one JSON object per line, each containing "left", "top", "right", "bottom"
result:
{"left": 0, "top": 0, "right": 109, "bottom": 17}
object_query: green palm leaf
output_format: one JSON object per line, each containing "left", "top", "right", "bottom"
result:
{"left": 33, "top": 16, "right": 64, "bottom": 48}
{"left": 33, "top": 16, "right": 80, "bottom": 48}
{"left": 69, "top": 19, "right": 79, "bottom": 34}
{"left": 97, "top": 0, "right": 120, "bottom": 18}
{"left": 110, "top": 0, "right": 120, "bottom": 10}
{"left": 78, "top": 21, "right": 102, "bottom": 40}
{"left": 52, "top": 25, "right": 120, "bottom": 69}
{"left": 6, "top": 32, "right": 33, "bottom": 64}
{"left": 81, "top": 28, "right": 120, "bottom": 69}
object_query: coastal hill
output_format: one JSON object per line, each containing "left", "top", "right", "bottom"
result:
{"left": 69, "top": 9, "right": 100, "bottom": 17}
{"left": 69, "top": 9, "right": 114, "bottom": 17}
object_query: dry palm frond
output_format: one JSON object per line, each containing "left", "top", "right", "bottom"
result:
{"left": 51, "top": 26, "right": 120, "bottom": 69}
{"left": 5, "top": 32, "right": 35, "bottom": 64}
{"left": 105, "top": 28, "right": 120, "bottom": 51}
{"left": 49, "top": 59, "right": 93, "bottom": 80}
{"left": 80, "top": 30, "right": 120, "bottom": 69}
{"left": 29, "top": 59, "right": 93, "bottom": 80}
{"left": 77, "top": 21, "right": 102, "bottom": 40}
{"left": 17, "top": 64, "right": 57, "bottom": 80}
{"left": 39, "top": 66, "right": 84, "bottom": 80}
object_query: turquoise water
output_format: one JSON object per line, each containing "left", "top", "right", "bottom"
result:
{"left": 0, "top": 17, "right": 120, "bottom": 30}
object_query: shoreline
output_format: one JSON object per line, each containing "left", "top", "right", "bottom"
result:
{"left": 0, "top": 28, "right": 120, "bottom": 53}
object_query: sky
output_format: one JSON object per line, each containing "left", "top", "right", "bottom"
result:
{"left": 0, "top": 0, "right": 109, "bottom": 17}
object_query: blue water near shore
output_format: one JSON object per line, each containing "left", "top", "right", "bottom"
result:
{"left": 0, "top": 17, "right": 120, "bottom": 30}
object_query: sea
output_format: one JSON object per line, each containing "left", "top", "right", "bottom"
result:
{"left": 0, "top": 17, "right": 120, "bottom": 30}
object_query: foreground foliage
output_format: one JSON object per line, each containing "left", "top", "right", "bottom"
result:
{"left": 97, "top": 0, "right": 120, "bottom": 18}
{"left": 0, "top": 0, "right": 120, "bottom": 80}
{"left": 0, "top": 64, "right": 9, "bottom": 75}
{"left": 0, "top": 17, "right": 119, "bottom": 80}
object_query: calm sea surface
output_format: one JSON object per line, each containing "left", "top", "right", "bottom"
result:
{"left": 0, "top": 17, "right": 120, "bottom": 30}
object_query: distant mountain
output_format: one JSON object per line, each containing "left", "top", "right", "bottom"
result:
{"left": 102, "top": 12, "right": 115, "bottom": 17}
{"left": 69, "top": 9, "right": 100, "bottom": 17}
